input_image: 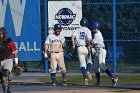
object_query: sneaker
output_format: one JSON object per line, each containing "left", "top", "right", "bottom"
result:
{"left": 84, "top": 78, "right": 88, "bottom": 85}
{"left": 52, "top": 82, "right": 56, "bottom": 86}
{"left": 112, "top": 77, "right": 118, "bottom": 86}
{"left": 86, "top": 71, "right": 93, "bottom": 81}
{"left": 63, "top": 80, "right": 67, "bottom": 86}
{"left": 95, "top": 82, "right": 101, "bottom": 86}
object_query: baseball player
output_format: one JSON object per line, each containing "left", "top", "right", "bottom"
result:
{"left": 90, "top": 21, "right": 118, "bottom": 86}
{"left": 0, "top": 27, "right": 19, "bottom": 93}
{"left": 71, "top": 18, "right": 93, "bottom": 85}
{"left": 44, "top": 23, "right": 67, "bottom": 86}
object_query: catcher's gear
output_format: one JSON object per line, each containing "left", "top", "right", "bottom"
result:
{"left": 54, "top": 23, "right": 62, "bottom": 31}
{"left": 80, "top": 18, "right": 88, "bottom": 26}
{"left": 91, "top": 21, "right": 100, "bottom": 30}
{"left": 0, "top": 27, "right": 7, "bottom": 34}
{"left": 12, "top": 65, "right": 22, "bottom": 76}
{"left": 1, "top": 69, "right": 11, "bottom": 93}
{"left": 0, "top": 38, "right": 12, "bottom": 61}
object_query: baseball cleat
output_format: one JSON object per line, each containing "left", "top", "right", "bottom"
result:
{"left": 84, "top": 78, "right": 88, "bottom": 85}
{"left": 112, "top": 77, "right": 118, "bottom": 86}
{"left": 52, "top": 82, "right": 56, "bottom": 86}
{"left": 95, "top": 82, "right": 101, "bottom": 87}
{"left": 86, "top": 71, "right": 93, "bottom": 81}
{"left": 63, "top": 80, "right": 67, "bottom": 86}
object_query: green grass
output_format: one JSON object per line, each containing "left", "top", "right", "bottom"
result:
{"left": 39, "top": 74, "right": 140, "bottom": 85}
{"left": 67, "top": 61, "right": 140, "bottom": 71}
{"left": 18, "top": 61, "right": 140, "bottom": 72}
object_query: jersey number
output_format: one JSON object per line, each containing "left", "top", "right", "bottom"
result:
{"left": 79, "top": 32, "right": 85, "bottom": 40}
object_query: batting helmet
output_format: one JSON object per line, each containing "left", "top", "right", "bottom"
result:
{"left": 54, "top": 24, "right": 62, "bottom": 31}
{"left": 91, "top": 21, "right": 100, "bottom": 30}
{"left": 80, "top": 18, "right": 88, "bottom": 26}
{"left": 0, "top": 27, "right": 7, "bottom": 34}
{"left": 11, "top": 65, "right": 22, "bottom": 76}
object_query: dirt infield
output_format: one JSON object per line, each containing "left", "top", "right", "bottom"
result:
{"left": 0, "top": 83, "right": 140, "bottom": 93}
{"left": 0, "top": 79, "right": 139, "bottom": 93}
{"left": 13, "top": 88, "right": 140, "bottom": 93}
{"left": 0, "top": 75, "right": 139, "bottom": 93}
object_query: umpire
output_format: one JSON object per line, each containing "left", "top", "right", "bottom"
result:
{"left": 0, "top": 27, "right": 19, "bottom": 93}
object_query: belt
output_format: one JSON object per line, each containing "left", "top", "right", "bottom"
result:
{"left": 77, "top": 45, "right": 86, "bottom": 47}
{"left": 51, "top": 51, "right": 60, "bottom": 53}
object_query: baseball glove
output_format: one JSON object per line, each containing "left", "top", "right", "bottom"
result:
{"left": 12, "top": 65, "right": 22, "bottom": 76}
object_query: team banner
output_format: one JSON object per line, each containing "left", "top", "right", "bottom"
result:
{"left": 0, "top": 0, "right": 41, "bottom": 61}
{"left": 48, "top": 0, "right": 82, "bottom": 37}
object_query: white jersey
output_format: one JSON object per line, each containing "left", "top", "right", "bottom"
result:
{"left": 92, "top": 30, "right": 105, "bottom": 48}
{"left": 45, "top": 34, "right": 65, "bottom": 52}
{"left": 72, "top": 26, "right": 92, "bottom": 46}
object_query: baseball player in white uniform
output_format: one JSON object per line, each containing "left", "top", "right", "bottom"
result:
{"left": 71, "top": 18, "right": 93, "bottom": 85}
{"left": 44, "top": 23, "right": 67, "bottom": 86}
{"left": 91, "top": 21, "right": 118, "bottom": 86}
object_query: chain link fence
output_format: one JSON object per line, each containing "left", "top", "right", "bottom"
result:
{"left": 116, "top": 2, "right": 140, "bottom": 73}
{"left": 18, "top": 0, "right": 140, "bottom": 74}
{"left": 66, "top": 0, "right": 140, "bottom": 74}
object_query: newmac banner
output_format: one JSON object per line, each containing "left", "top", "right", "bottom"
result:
{"left": 0, "top": 0, "right": 41, "bottom": 61}
{"left": 48, "top": 0, "right": 82, "bottom": 37}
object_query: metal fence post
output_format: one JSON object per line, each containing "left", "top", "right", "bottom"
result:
{"left": 113, "top": 0, "right": 117, "bottom": 73}
{"left": 44, "top": 0, "right": 48, "bottom": 73}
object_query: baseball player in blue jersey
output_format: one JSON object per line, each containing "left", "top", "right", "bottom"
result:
{"left": 91, "top": 21, "right": 118, "bottom": 86}
{"left": 71, "top": 18, "right": 93, "bottom": 85}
